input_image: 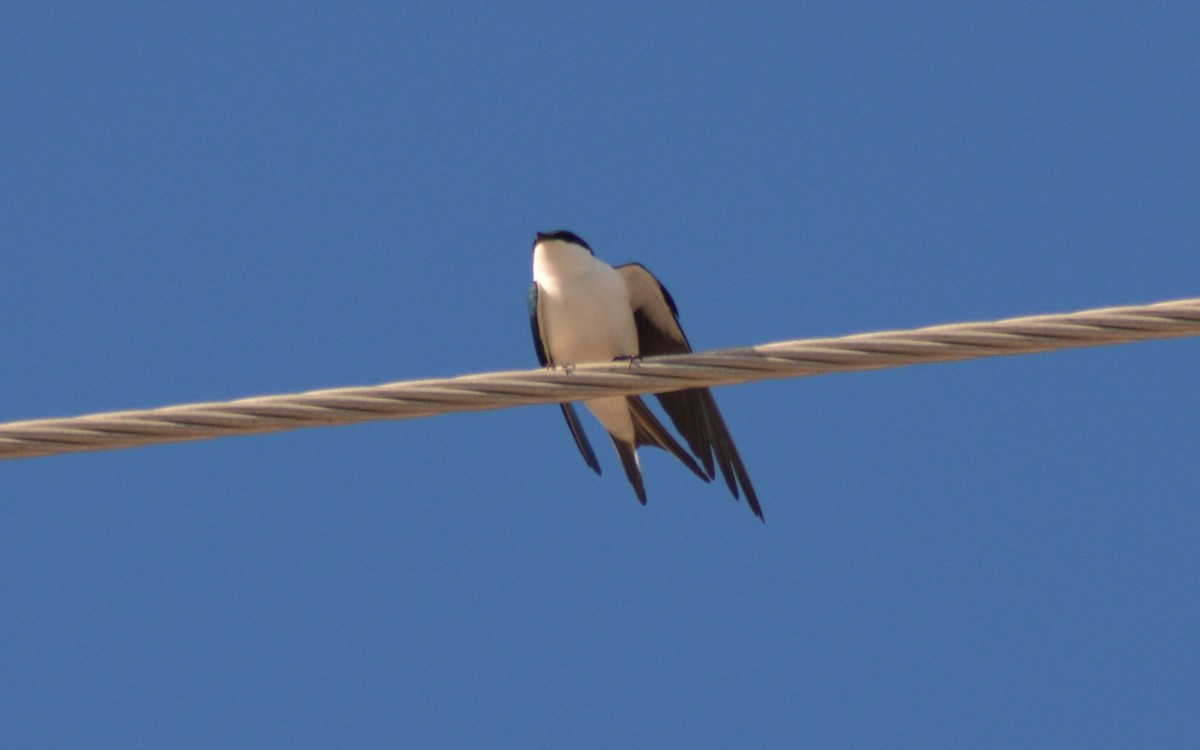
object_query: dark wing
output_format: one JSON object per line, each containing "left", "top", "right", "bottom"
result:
{"left": 528, "top": 282, "right": 601, "bottom": 475}
{"left": 528, "top": 282, "right": 549, "bottom": 367}
{"left": 559, "top": 403, "right": 600, "bottom": 475}
{"left": 616, "top": 264, "right": 763, "bottom": 520}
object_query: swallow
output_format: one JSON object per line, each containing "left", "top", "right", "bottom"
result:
{"left": 529, "top": 230, "right": 762, "bottom": 519}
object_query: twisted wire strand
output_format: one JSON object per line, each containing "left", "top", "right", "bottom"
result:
{"left": 1, "top": 297, "right": 1197, "bottom": 460}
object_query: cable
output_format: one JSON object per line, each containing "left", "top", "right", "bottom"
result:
{"left": 1, "top": 297, "right": 1197, "bottom": 460}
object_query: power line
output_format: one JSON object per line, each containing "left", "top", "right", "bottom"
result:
{"left": 1, "top": 297, "right": 1197, "bottom": 460}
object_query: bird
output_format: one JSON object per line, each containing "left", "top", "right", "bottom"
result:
{"left": 528, "top": 229, "right": 762, "bottom": 520}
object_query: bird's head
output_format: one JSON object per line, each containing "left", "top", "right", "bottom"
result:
{"left": 533, "top": 230, "right": 593, "bottom": 255}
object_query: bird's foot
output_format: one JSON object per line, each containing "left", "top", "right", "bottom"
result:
{"left": 613, "top": 354, "right": 642, "bottom": 369}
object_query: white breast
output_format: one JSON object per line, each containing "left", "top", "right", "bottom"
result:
{"left": 533, "top": 239, "right": 639, "bottom": 442}
{"left": 533, "top": 241, "right": 638, "bottom": 365}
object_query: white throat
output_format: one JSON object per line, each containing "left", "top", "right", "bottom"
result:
{"left": 532, "top": 240, "right": 599, "bottom": 290}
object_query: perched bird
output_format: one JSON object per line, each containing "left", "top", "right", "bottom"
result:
{"left": 528, "top": 230, "right": 762, "bottom": 520}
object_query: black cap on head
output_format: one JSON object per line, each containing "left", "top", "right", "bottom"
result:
{"left": 535, "top": 230, "right": 592, "bottom": 253}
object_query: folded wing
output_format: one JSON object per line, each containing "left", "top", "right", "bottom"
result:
{"left": 616, "top": 264, "right": 763, "bottom": 520}
{"left": 529, "top": 282, "right": 601, "bottom": 475}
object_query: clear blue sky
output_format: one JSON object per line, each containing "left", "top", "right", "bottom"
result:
{"left": 3, "top": 3, "right": 1198, "bottom": 747}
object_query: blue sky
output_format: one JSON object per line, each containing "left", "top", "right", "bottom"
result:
{"left": 2, "top": 3, "right": 1198, "bottom": 747}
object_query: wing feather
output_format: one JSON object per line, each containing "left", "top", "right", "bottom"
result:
{"left": 530, "top": 282, "right": 602, "bottom": 475}
{"left": 616, "top": 264, "right": 764, "bottom": 520}
{"left": 561, "top": 403, "right": 601, "bottom": 475}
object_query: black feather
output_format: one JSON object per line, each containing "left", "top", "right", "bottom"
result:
{"left": 527, "top": 283, "right": 548, "bottom": 367}
{"left": 612, "top": 437, "right": 647, "bottom": 504}
{"left": 534, "top": 230, "right": 593, "bottom": 254}
{"left": 561, "top": 403, "right": 601, "bottom": 475}
{"left": 618, "top": 263, "right": 764, "bottom": 520}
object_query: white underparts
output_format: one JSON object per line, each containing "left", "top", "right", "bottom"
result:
{"left": 534, "top": 239, "right": 639, "bottom": 443}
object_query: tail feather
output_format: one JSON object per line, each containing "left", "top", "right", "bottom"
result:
{"left": 655, "top": 389, "right": 716, "bottom": 479}
{"left": 697, "top": 390, "right": 763, "bottom": 521}
{"left": 625, "top": 397, "right": 709, "bottom": 482}
{"left": 611, "top": 437, "right": 647, "bottom": 504}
